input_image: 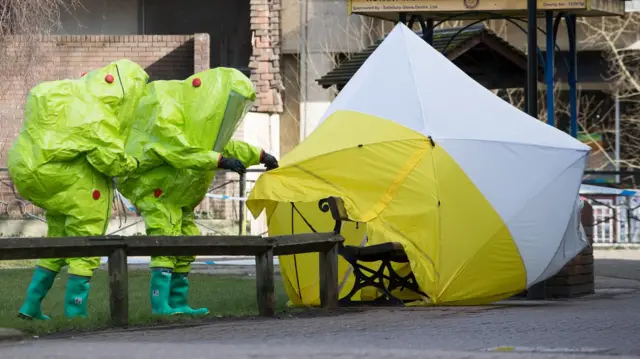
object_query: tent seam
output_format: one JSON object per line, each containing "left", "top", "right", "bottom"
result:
{"left": 400, "top": 26, "right": 429, "bottom": 134}
{"left": 276, "top": 137, "right": 428, "bottom": 170}
{"left": 435, "top": 137, "right": 591, "bottom": 152}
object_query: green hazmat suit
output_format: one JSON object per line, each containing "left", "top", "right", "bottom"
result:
{"left": 8, "top": 59, "right": 149, "bottom": 319}
{"left": 117, "top": 67, "right": 266, "bottom": 316}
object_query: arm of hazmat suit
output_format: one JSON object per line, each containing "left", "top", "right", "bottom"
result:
{"left": 83, "top": 59, "right": 149, "bottom": 177}
{"left": 142, "top": 116, "right": 224, "bottom": 171}
{"left": 129, "top": 80, "right": 224, "bottom": 172}
{"left": 85, "top": 122, "right": 139, "bottom": 177}
{"left": 148, "top": 139, "right": 223, "bottom": 171}
{"left": 222, "top": 140, "right": 263, "bottom": 168}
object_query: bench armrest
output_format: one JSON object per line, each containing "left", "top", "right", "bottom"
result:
{"left": 319, "top": 197, "right": 352, "bottom": 235}
{"left": 328, "top": 197, "right": 350, "bottom": 222}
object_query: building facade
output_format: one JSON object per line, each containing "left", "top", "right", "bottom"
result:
{"left": 0, "top": 0, "right": 283, "bottom": 234}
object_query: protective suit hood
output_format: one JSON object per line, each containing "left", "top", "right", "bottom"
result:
{"left": 183, "top": 67, "right": 256, "bottom": 151}
{"left": 83, "top": 59, "right": 149, "bottom": 134}
{"left": 7, "top": 59, "right": 147, "bottom": 211}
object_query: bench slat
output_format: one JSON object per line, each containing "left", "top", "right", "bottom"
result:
{"left": 272, "top": 233, "right": 344, "bottom": 255}
{"left": 126, "top": 236, "right": 274, "bottom": 256}
{"left": 0, "top": 237, "right": 125, "bottom": 260}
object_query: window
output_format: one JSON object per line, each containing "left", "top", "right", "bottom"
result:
{"left": 626, "top": 0, "right": 640, "bottom": 12}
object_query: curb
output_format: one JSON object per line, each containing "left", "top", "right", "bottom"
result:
{"left": 581, "top": 288, "right": 637, "bottom": 300}
{"left": 0, "top": 328, "right": 27, "bottom": 342}
{"left": 42, "top": 308, "right": 364, "bottom": 340}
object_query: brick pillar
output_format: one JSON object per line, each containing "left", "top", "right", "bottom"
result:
{"left": 249, "top": 0, "right": 283, "bottom": 113}
{"left": 194, "top": 33, "right": 210, "bottom": 73}
{"left": 546, "top": 201, "right": 596, "bottom": 298}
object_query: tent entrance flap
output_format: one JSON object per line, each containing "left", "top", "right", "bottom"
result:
{"left": 269, "top": 199, "right": 425, "bottom": 306}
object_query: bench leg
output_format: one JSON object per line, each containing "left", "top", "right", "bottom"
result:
{"left": 108, "top": 248, "right": 129, "bottom": 327}
{"left": 255, "top": 248, "right": 275, "bottom": 316}
{"left": 319, "top": 243, "right": 339, "bottom": 310}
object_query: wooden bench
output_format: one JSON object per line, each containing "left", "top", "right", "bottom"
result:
{"left": 0, "top": 232, "right": 344, "bottom": 327}
{"left": 320, "top": 197, "right": 428, "bottom": 305}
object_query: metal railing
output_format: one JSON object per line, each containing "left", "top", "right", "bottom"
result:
{"left": 0, "top": 168, "right": 266, "bottom": 237}
{"left": 581, "top": 194, "right": 640, "bottom": 245}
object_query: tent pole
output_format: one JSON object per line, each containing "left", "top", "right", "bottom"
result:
{"left": 525, "top": 0, "right": 538, "bottom": 119}
{"left": 545, "top": 11, "right": 555, "bottom": 127}
{"left": 399, "top": 13, "right": 407, "bottom": 24}
{"left": 567, "top": 14, "right": 578, "bottom": 138}
{"left": 526, "top": 0, "right": 548, "bottom": 301}
{"left": 425, "top": 18, "right": 434, "bottom": 45}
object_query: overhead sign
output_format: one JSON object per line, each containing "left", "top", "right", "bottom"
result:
{"left": 347, "top": 0, "right": 625, "bottom": 16}
{"left": 349, "top": 0, "right": 586, "bottom": 13}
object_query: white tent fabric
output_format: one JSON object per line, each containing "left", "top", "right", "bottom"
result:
{"left": 537, "top": 197, "right": 590, "bottom": 283}
{"left": 317, "top": 23, "right": 591, "bottom": 287}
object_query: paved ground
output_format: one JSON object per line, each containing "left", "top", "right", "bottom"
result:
{"left": 2, "top": 249, "right": 640, "bottom": 359}
{"left": 594, "top": 249, "right": 640, "bottom": 282}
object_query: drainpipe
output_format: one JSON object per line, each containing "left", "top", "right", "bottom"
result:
{"left": 299, "top": 0, "right": 309, "bottom": 142}
{"left": 615, "top": 92, "right": 620, "bottom": 184}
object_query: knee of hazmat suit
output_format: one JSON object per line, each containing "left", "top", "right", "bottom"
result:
{"left": 9, "top": 59, "right": 149, "bottom": 320}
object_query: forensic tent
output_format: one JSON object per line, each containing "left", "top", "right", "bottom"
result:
{"left": 247, "top": 23, "right": 591, "bottom": 305}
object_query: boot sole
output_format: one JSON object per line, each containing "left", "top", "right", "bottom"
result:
{"left": 17, "top": 312, "right": 50, "bottom": 321}
{"left": 17, "top": 313, "right": 33, "bottom": 320}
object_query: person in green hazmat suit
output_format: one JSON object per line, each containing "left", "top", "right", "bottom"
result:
{"left": 117, "top": 67, "right": 279, "bottom": 316}
{"left": 7, "top": 59, "right": 149, "bottom": 320}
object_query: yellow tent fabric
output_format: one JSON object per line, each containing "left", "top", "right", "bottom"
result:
{"left": 248, "top": 111, "right": 525, "bottom": 305}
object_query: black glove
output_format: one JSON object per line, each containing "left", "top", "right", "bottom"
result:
{"left": 218, "top": 156, "right": 246, "bottom": 174}
{"left": 261, "top": 151, "right": 279, "bottom": 171}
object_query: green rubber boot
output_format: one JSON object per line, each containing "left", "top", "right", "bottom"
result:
{"left": 18, "top": 266, "right": 57, "bottom": 321}
{"left": 64, "top": 275, "right": 91, "bottom": 318}
{"left": 150, "top": 269, "right": 183, "bottom": 315}
{"left": 168, "top": 273, "right": 209, "bottom": 315}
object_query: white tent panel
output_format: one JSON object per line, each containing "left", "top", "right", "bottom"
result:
{"left": 533, "top": 197, "right": 589, "bottom": 285}
{"left": 401, "top": 24, "right": 589, "bottom": 150}
{"left": 503, "top": 156, "right": 588, "bottom": 286}
{"left": 320, "top": 23, "right": 590, "bottom": 153}
{"left": 319, "top": 24, "right": 427, "bottom": 135}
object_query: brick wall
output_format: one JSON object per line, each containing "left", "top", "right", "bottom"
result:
{"left": 545, "top": 201, "right": 596, "bottom": 298}
{"left": 250, "top": 0, "right": 283, "bottom": 113}
{"left": 0, "top": 34, "right": 201, "bottom": 167}
{"left": 512, "top": 201, "right": 595, "bottom": 300}
{"left": 0, "top": 34, "right": 234, "bottom": 222}
{"left": 202, "top": 0, "right": 285, "bottom": 224}
{"left": 0, "top": 8, "right": 284, "bottom": 225}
